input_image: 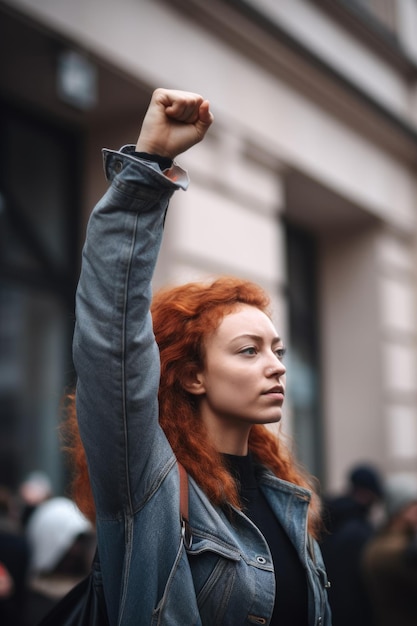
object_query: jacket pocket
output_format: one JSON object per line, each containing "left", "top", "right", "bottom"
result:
{"left": 187, "top": 534, "right": 241, "bottom": 624}
{"left": 151, "top": 543, "right": 201, "bottom": 626}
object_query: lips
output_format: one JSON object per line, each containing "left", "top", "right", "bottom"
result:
{"left": 263, "top": 386, "right": 285, "bottom": 396}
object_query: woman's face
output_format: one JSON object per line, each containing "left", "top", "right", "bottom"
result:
{"left": 190, "top": 304, "right": 286, "bottom": 451}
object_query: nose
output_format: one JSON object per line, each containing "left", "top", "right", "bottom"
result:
{"left": 266, "top": 364, "right": 286, "bottom": 378}
{"left": 266, "top": 353, "right": 286, "bottom": 377}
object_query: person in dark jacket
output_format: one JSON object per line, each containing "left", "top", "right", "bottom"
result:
{"left": 320, "top": 463, "right": 384, "bottom": 626}
{"left": 362, "top": 474, "right": 417, "bottom": 626}
{"left": 0, "top": 486, "right": 30, "bottom": 626}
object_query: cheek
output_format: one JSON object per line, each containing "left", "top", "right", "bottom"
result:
{"left": 205, "top": 363, "right": 252, "bottom": 398}
{"left": 211, "top": 372, "right": 247, "bottom": 395}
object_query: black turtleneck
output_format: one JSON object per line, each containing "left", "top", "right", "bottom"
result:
{"left": 223, "top": 453, "right": 309, "bottom": 626}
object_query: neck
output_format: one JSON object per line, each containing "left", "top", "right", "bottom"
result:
{"left": 212, "top": 429, "right": 250, "bottom": 455}
{"left": 200, "top": 411, "right": 251, "bottom": 455}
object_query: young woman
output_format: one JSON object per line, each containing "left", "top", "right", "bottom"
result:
{"left": 71, "top": 88, "right": 331, "bottom": 625}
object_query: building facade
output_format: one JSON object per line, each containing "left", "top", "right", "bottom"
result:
{"left": 1, "top": 0, "right": 417, "bottom": 494}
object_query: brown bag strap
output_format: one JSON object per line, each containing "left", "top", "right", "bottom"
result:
{"left": 177, "top": 462, "right": 192, "bottom": 548}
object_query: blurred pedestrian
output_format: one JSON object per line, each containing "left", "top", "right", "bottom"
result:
{"left": 0, "top": 486, "right": 30, "bottom": 626}
{"left": 18, "top": 470, "right": 52, "bottom": 527}
{"left": 362, "top": 474, "right": 417, "bottom": 626}
{"left": 23, "top": 496, "right": 95, "bottom": 625}
{"left": 0, "top": 562, "right": 14, "bottom": 599}
{"left": 320, "top": 463, "right": 384, "bottom": 626}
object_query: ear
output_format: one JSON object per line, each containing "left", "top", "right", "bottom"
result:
{"left": 182, "top": 369, "right": 206, "bottom": 396}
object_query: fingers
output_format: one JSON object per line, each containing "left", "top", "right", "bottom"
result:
{"left": 155, "top": 88, "right": 213, "bottom": 125}
{"left": 165, "top": 96, "right": 204, "bottom": 124}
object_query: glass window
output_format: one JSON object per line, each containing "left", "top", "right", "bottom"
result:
{"left": 349, "top": 0, "right": 397, "bottom": 33}
{"left": 0, "top": 104, "right": 80, "bottom": 493}
{"left": 285, "top": 224, "right": 324, "bottom": 480}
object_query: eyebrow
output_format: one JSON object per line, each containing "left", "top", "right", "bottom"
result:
{"left": 231, "top": 333, "right": 283, "bottom": 344}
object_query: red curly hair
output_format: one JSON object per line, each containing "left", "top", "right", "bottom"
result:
{"left": 64, "top": 276, "right": 322, "bottom": 537}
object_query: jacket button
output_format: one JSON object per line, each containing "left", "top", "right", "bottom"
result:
{"left": 114, "top": 159, "right": 123, "bottom": 173}
{"left": 256, "top": 556, "right": 267, "bottom": 564}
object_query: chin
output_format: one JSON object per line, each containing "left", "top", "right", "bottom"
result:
{"left": 257, "top": 414, "right": 282, "bottom": 425}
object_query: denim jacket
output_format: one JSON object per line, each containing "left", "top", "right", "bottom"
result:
{"left": 73, "top": 147, "right": 331, "bottom": 626}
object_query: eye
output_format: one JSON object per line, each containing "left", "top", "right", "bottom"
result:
{"left": 274, "top": 346, "right": 286, "bottom": 360}
{"left": 239, "top": 346, "right": 258, "bottom": 356}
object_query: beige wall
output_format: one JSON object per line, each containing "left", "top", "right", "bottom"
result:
{"left": 320, "top": 227, "right": 384, "bottom": 490}
{"left": 5, "top": 0, "right": 417, "bottom": 490}
{"left": 6, "top": 0, "right": 417, "bottom": 225}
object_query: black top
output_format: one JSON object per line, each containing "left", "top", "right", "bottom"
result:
{"left": 224, "top": 453, "right": 309, "bottom": 626}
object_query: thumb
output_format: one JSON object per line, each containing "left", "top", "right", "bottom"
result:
{"left": 194, "top": 100, "right": 214, "bottom": 139}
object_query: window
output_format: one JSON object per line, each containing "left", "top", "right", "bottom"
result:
{"left": 349, "top": 0, "right": 397, "bottom": 33}
{"left": 0, "top": 103, "right": 81, "bottom": 492}
{"left": 285, "top": 224, "right": 324, "bottom": 480}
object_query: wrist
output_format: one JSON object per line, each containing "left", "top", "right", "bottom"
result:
{"left": 135, "top": 138, "right": 174, "bottom": 160}
{"left": 134, "top": 151, "right": 173, "bottom": 171}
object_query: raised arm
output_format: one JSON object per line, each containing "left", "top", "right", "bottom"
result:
{"left": 73, "top": 89, "right": 213, "bottom": 519}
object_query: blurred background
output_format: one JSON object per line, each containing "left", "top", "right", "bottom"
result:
{"left": 1, "top": 0, "right": 417, "bottom": 500}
